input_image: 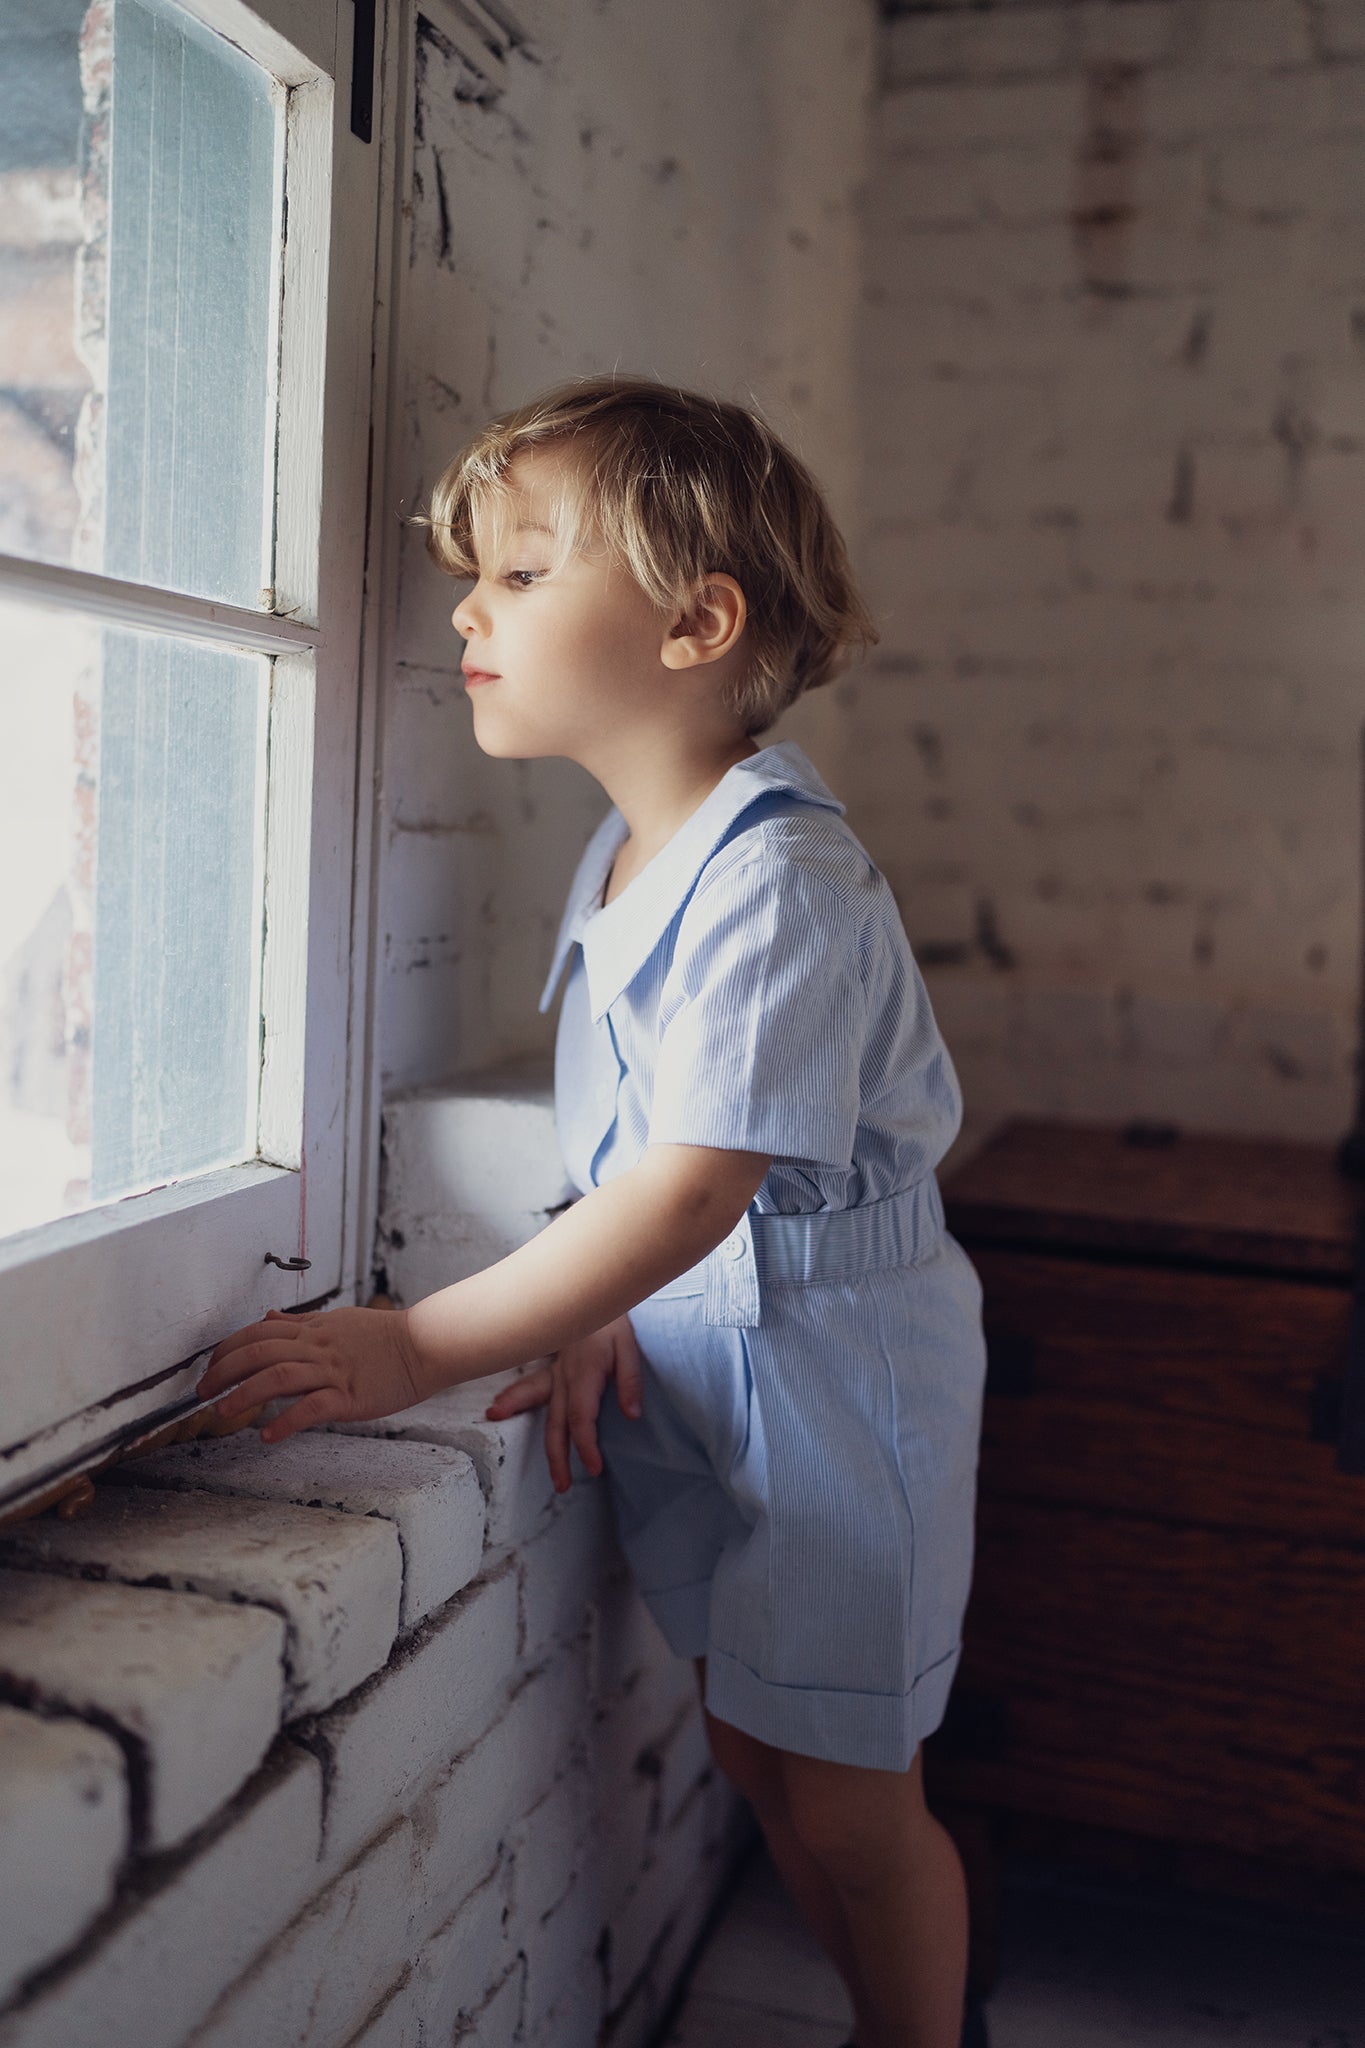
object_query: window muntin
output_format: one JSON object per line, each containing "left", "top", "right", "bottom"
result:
{"left": 0, "top": 0, "right": 374, "bottom": 1503}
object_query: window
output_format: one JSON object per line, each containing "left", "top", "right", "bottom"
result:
{"left": 0, "top": 0, "right": 383, "bottom": 1498}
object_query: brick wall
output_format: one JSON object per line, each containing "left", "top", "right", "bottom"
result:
{"left": 856, "top": 0, "right": 1365, "bottom": 1151}
{"left": 0, "top": 1078, "right": 750, "bottom": 2047}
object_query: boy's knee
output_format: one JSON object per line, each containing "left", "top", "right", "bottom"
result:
{"left": 782, "top": 1752, "right": 924, "bottom": 1895}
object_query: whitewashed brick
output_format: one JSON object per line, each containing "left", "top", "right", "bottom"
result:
{"left": 1309, "top": 372, "right": 1365, "bottom": 449}
{"left": 336, "top": 1879, "right": 519, "bottom": 2048}
{"left": 518, "top": 1477, "right": 616, "bottom": 1667}
{"left": 0, "top": 1569, "right": 283, "bottom": 1852}
{"left": 962, "top": 141, "right": 1079, "bottom": 232}
{"left": 186, "top": 1817, "right": 417, "bottom": 2048}
{"left": 888, "top": 8, "right": 1080, "bottom": 90}
{"left": 521, "top": 1866, "right": 606, "bottom": 2040}
{"left": 378, "top": 1081, "right": 568, "bottom": 1300}
{"left": 653, "top": 1699, "right": 715, "bottom": 1830}
{"left": 1213, "top": 136, "right": 1365, "bottom": 224}
{"left": 1311, "top": 0, "right": 1365, "bottom": 58}
{"left": 879, "top": 217, "right": 1080, "bottom": 300}
{"left": 884, "top": 7, "right": 1074, "bottom": 90}
{"left": 333, "top": 1383, "right": 557, "bottom": 1556}
{"left": 107, "top": 1431, "right": 485, "bottom": 1632}
{"left": 1010, "top": 985, "right": 1120, "bottom": 1069}
{"left": 1119, "top": 990, "right": 1231, "bottom": 1068}
{"left": 877, "top": 152, "right": 986, "bottom": 232}
{"left": 417, "top": 1858, "right": 516, "bottom": 2042}
{"left": 605, "top": 1779, "right": 726, "bottom": 2018}
{"left": 0, "top": 1744, "right": 323, "bottom": 2048}
{"left": 586, "top": 1727, "right": 659, "bottom": 1911}
{"left": 0, "top": 1489, "right": 400, "bottom": 1717}
{"left": 585, "top": 1648, "right": 710, "bottom": 1918}
{"left": 380, "top": 945, "right": 468, "bottom": 1092}
{"left": 879, "top": 76, "right": 1084, "bottom": 154}
{"left": 1188, "top": 0, "right": 1314, "bottom": 68}
{"left": 1079, "top": 0, "right": 1177, "bottom": 69}
{"left": 1224, "top": 1001, "right": 1344, "bottom": 1083}
{"left": 298, "top": 1561, "right": 518, "bottom": 1878}
{"left": 521, "top": 1953, "right": 603, "bottom": 2048}
{"left": 591, "top": 1559, "right": 685, "bottom": 1706}
{"left": 452, "top": 1962, "right": 523, "bottom": 2048}
{"left": 1143, "top": 62, "right": 1362, "bottom": 144}
{"left": 386, "top": 666, "right": 470, "bottom": 833}
{"left": 619, "top": 1843, "right": 730, "bottom": 2048}
{"left": 409, "top": 1633, "right": 590, "bottom": 1950}
{"left": 0, "top": 1708, "right": 126, "bottom": 2003}
{"left": 339, "top": 1979, "right": 421, "bottom": 2048}
{"left": 507, "top": 1764, "right": 591, "bottom": 1933}
{"left": 406, "top": 1734, "right": 508, "bottom": 1932}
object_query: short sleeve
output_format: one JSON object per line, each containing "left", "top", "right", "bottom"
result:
{"left": 647, "top": 853, "right": 867, "bottom": 1167}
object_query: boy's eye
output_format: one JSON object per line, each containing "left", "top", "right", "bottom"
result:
{"left": 504, "top": 569, "right": 542, "bottom": 589}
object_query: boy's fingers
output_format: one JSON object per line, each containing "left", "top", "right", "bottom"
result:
{"left": 566, "top": 1383, "right": 604, "bottom": 1478}
{"left": 545, "top": 1367, "right": 571, "bottom": 1493}
{"left": 200, "top": 1327, "right": 256, "bottom": 1383}
{"left": 259, "top": 1386, "right": 348, "bottom": 1444}
{"left": 209, "top": 1357, "right": 325, "bottom": 1419}
{"left": 199, "top": 1330, "right": 315, "bottom": 1397}
{"left": 485, "top": 1366, "right": 553, "bottom": 1418}
{"left": 613, "top": 1339, "right": 644, "bottom": 1420}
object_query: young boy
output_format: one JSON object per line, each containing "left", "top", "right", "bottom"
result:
{"left": 199, "top": 374, "right": 989, "bottom": 2048}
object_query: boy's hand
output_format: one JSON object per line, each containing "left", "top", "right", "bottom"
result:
{"left": 195, "top": 1305, "right": 430, "bottom": 1445}
{"left": 485, "top": 1313, "right": 644, "bottom": 1494}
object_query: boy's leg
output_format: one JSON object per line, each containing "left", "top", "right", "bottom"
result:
{"left": 779, "top": 1742, "right": 969, "bottom": 2048}
{"left": 693, "top": 1659, "right": 876, "bottom": 2044}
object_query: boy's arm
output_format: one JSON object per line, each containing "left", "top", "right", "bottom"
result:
{"left": 195, "top": 1144, "right": 774, "bottom": 1443}
{"left": 404, "top": 1142, "right": 772, "bottom": 1400}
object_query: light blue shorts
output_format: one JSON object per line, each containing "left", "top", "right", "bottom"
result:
{"left": 593, "top": 1176, "right": 988, "bottom": 1772}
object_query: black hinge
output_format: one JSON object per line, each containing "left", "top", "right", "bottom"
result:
{"left": 351, "top": 0, "right": 375, "bottom": 142}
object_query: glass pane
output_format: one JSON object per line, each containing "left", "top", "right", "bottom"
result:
{"left": 0, "top": 590, "right": 269, "bottom": 1239}
{"left": 0, "top": 0, "right": 282, "bottom": 606}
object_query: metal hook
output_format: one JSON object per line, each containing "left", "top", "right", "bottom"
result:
{"left": 264, "top": 1253, "right": 312, "bottom": 1271}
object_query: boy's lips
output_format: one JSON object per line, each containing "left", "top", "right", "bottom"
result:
{"left": 462, "top": 667, "right": 499, "bottom": 686}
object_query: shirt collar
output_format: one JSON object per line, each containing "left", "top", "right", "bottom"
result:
{"left": 537, "top": 740, "right": 847, "bottom": 1022}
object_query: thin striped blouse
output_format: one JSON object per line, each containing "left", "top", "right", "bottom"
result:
{"left": 538, "top": 739, "right": 965, "bottom": 1217}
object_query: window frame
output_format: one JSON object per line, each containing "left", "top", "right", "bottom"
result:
{"left": 0, "top": 0, "right": 388, "bottom": 1498}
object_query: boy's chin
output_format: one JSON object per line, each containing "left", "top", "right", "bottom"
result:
{"left": 468, "top": 723, "right": 554, "bottom": 763}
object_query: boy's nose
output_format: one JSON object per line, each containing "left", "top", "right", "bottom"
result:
{"left": 451, "top": 590, "right": 486, "bottom": 638}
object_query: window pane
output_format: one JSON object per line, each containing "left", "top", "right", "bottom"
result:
{"left": 0, "top": 0, "right": 282, "bottom": 607}
{"left": 0, "top": 590, "right": 269, "bottom": 1239}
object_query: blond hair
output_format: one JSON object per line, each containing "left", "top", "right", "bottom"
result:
{"left": 419, "top": 373, "right": 878, "bottom": 738}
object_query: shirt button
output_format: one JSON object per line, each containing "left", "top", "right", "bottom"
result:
{"left": 723, "top": 1233, "right": 746, "bottom": 1260}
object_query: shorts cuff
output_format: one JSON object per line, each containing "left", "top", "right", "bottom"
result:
{"left": 703, "top": 1641, "right": 963, "bottom": 1771}
{"left": 637, "top": 1577, "right": 713, "bottom": 1660}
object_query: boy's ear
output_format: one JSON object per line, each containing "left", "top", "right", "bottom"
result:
{"left": 659, "top": 574, "right": 746, "bottom": 670}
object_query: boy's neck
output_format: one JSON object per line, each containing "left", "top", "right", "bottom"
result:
{"left": 600, "top": 733, "right": 762, "bottom": 874}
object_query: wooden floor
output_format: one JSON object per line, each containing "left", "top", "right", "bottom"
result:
{"left": 659, "top": 1842, "right": 1365, "bottom": 2047}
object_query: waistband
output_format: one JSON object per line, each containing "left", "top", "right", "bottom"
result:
{"left": 647, "top": 1174, "right": 947, "bottom": 1329}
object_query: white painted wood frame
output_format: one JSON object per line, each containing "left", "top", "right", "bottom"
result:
{"left": 0, "top": 0, "right": 389, "bottom": 1499}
